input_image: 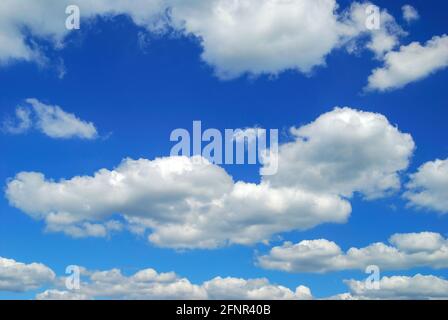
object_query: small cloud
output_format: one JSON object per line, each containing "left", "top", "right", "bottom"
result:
{"left": 56, "top": 58, "right": 67, "bottom": 79}
{"left": 2, "top": 98, "right": 98, "bottom": 139}
{"left": 402, "top": 5, "right": 419, "bottom": 23}
{"left": 366, "top": 35, "right": 448, "bottom": 91}
{"left": 2, "top": 106, "right": 32, "bottom": 134}
{"left": 137, "top": 31, "right": 151, "bottom": 53}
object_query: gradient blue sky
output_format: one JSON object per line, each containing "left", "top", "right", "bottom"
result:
{"left": 0, "top": 0, "right": 447, "bottom": 299}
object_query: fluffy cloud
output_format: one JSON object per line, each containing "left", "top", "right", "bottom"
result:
{"left": 0, "top": 256, "right": 311, "bottom": 299}
{"left": 203, "top": 277, "right": 312, "bottom": 300}
{"left": 264, "top": 107, "right": 415, "bottom": 199}
{"left": 170, "top": 0, "right": 343, "bottom": 79}
{"left": 402, "top": 5, "right": 419, "bottom": 23}
{"left": 36, "top": 266, "right": 312, "bottom": 300}
{"left": 404, "top": 158, "right": 448, "bottom": 213}
{"left": 257, "top": 232, "right": 448, "bottom": 273}
{"left": 0, "top": 0, "right": 404, "bottom": 79}
{"left": 343, "top": 274, "right": 448, "bottom": 300}
{"left": 6, "top": 108, "right": 414, "bottom": 248}
{"left": 175, "top": 0, "right": 405, "bottom": 77}
{"left": 3, "top": 256, "right": 445, "bottom": 300}
{"left": 6, "top": 155, "right": 350, "bottom": 249}
{"left": 0, "top": 257, "right": 55, "bottom": 292}
{"left": 367, "top": 35, "right": 448, "bottom": 91}
{"left": 3, "top": 98, "right": 98, "bottom": 139}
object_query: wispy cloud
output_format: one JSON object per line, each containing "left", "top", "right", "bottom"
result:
{"left": 2, "top": 98, "right": 98, "bottom": 139}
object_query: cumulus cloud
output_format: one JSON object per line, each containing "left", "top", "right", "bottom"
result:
{"left": 36, "top": 290, "right": 90, "bottom": 300}
{"left": 404, "top": 158, "right": 448, "bottom": 213}
{"left": 0, "top": 256, "right": 311, "bottom": 299}
{"left": 5, "top": 155, "right": 351, "bottom": 249}
{"left": 264, "top": 107, "right": 415, "bottom": 199}
{"left": 2, "top": 98, "right": 98, "bottom": 139}
{"left": 170, "top": 0, "right": 343, "bottom": 79}
{"left": 257, "top": 232, "right": 448, "bottom": 273}
{"left": 402, "top": 5, "right": 419, "bottom": 23}
{"left": 367, "top": 35, "right": 448, "bottom": 91}
{"left": 3, "top": 256, "right": 445, "bottom": 300}
{"left": 203, "top": 277, "right": 312, "bottom": 300}
{"left": 28, "top": 261, "right": 447, "bottom": 300}
{"left": 0, "top": 0, "right": 404, "bottom": 79}
{"left": 0, "top": 257, "right": 55, "bottom": 292}
{"left": 5, "top": 107, "right": 415, "bottom": 248}
{"left": 343, "top": 274, "right": 448, "bottom": 300}
{"left": 36, "top": 266, "right": 312, "bottom": 300}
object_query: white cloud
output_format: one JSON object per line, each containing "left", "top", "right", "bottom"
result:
{"left": 36, "top": 266, "right": 312, "bottom": 300}
{"left": 36, "top": 290, "right": 90, "bottom": 300}
{"left": 5, "top": 108, "right": 416, "bottom": 248}
{"left": 0, "top": 256, "right": 312, "bottom": 299}
{"left": 367, "top": 35, "right": 448, "bottom": 91}
{"left": 404, "top": 158, "right": 448, "bottom": 214}
{"left": 0, "top": 257, "right": 55, "bottom": 292}
{"left": 27, "top": 98, "right": 98, "bottom": 139}
{"left": 325, "top": 292, "right": 362, "bottom": 300}
{"left": 389, "top": 232, "right": 446, "bottom": 253}
{"left": 402, "top": 5, "right": 419, "bottom": 23}
{"left": 169, "top": 0, "right": 343, "bottom": 79}
{"left": 3, "top": 255, "right": 445, "bottom": 300}
{"left": 5, "top": 155, "right": 350, "bottom": 249}
{"left": 257, "top": 232, "right": 448, "bottom": 273}
{"left": 0, "top": 0, "right": 405, "bottom": 79}
{"left": 3, "top": 98, "right": 98, "bottom": 139}
{"left": 2, "top": 106, "right": 32, "bottom": 134}
{"left": 0, "top": 0, "right": 166, "bottom": 65}
{"left": 264, "top": 107, "right": 415, "bottom": 199}
{"left": 203, "top": 277, "right": 312, "bottom": 300}
{"left": 339, "top": 2, "right": 405, "bottom": 58}
{"left": 344, "top": 274, "right": 448, "bottom": 300}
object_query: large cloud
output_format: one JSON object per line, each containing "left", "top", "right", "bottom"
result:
{"left": 257, "top": 232, "right": 448, "bottom": 273}
{"left": 404, "top": 158, "right": 448, "bottom": 214}
{"left": 264, "top": 107, "right": 415, "bottom": 199}
{"left": 169, "top": 0, "right": 343, "bottom": 79}
{"left": 6, "top": 108, "right": 414, "bottom": 249}
{"left": 0, "top": 0, "right": 404, "bottom": 79}
{"left": 36, "top": 266, "right": 312, "bottom": 300}
{"left": 367, "top": 35, "right": 448, "bottom": 91}
{"left": 6, "top": 155, "right": 350, "bottom": 249}
{"left": 0, "top": 257, "right": 55, "bottom": 292}
{"left": 2, "top": 98, "right": 98, "bottom": 139}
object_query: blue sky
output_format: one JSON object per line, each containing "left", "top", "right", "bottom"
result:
{"left": 0, "top": 0, "right": 448, "bottom": 300}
